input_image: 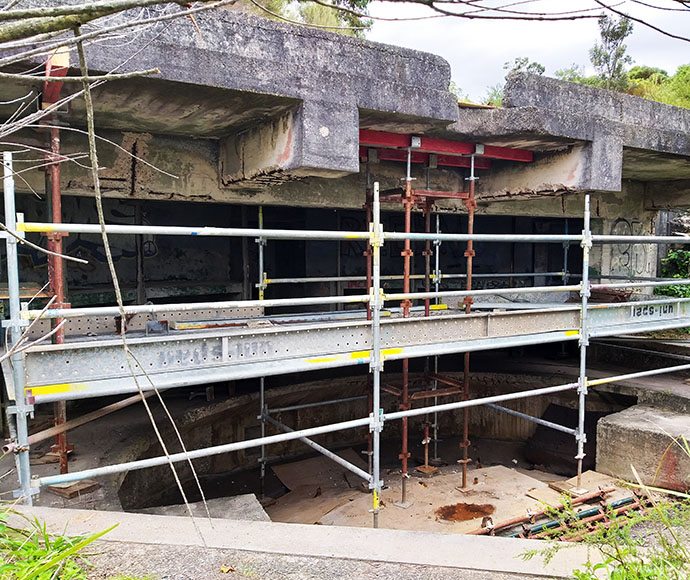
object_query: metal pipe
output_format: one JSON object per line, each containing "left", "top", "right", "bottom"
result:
{"left": 36, "top": 414, "right": 373, "bottom": 487}
{"left": 432, "top": 212, "right": 441, "bottom": 462}
{"left": 22, "top": 222, "right": 690, "bottom": 245}
{"left": 261, "top": 272, "right": 567, "bottom": 285}
{"left": 46, "top": 122, "right": 69, "bottom": 475}
{"left": 257, "top": 206, "right": 266, "bottom": 300}
{"left": 383, "top": 381, "right": 579, "bottom": 422}
{"left": 370, "top": 181, "right": 383, "bottom": 528}
{"left": 269, "top": 395, "right": 367, "bottom": 414}
{"left": 587, "top": 362, "right": 690, "bottom": 387}
{"left": 576, "top": 194, "right": 592, "bottom": 489}
{"left": 460, "top": 154, "right": 477, "bottom": 488}
{"left": 259, "top": 376, "right": 266, "bottom": 498}
{"left": 33, "top": 378, "right": 580, "bottom": 489}
{"left": 486, "top": 403, "right": 577, "bottom": 436}
{"left": 257, "top": 207, "right": 266, "bottom": 495}
{"left": 3, "top": 152, "right": 32, "bottom": 505}
{"left": 20, "top": 222, "right": 372, "bottom": 241}
{"left": 264, "top": 415, "right": 371, "bottom": 483}
{"left": 399, "top": 150, "right": 413, "bottom": 505}
{"left": 24, "top": 293, "right": 371, "bottom": 320}
{"left": 384, "top": 284, "right": 582, "bottom": 302}
{"left": 591, "top": 279, "right": 690, "bottom": 290}
{"left": 593, "top": 235, "right": 690, "bottom": 244}
{"left": 562, "top": 219, "right": 569, "bottom": 287}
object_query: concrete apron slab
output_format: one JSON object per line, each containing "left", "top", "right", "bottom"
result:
{"left": 11, "top": 506, "right": 598, "bottom": 578}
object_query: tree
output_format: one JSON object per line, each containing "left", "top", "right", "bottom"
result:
{"left": 589, "top": 14, "right": 634, "bottom": 91}
{"left": 504, "top": 57, "right": 545, "bottom": 76}
{"left": 480, "top": 56, "right": 544, "bottom": 106}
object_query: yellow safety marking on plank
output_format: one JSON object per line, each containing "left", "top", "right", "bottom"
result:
{"left": 307, "top": 347, "right": 402, "bottom": 365}
{"left": 565, "top": 330, "right": 580, "bottom": 336}
{"left": 382, "top": 347, "right": 402, "bottom": 357}
{"left": 430, "top": 304, "right": 448, "bottom": 310}
{"left": 306, "top": 356, "right": 338, "bottom": 364}
{"left": 26, "top": 382, "right": 87, "bottom": 396}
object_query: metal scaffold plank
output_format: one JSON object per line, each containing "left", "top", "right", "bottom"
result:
{"left": 18, "top": 299, "right": 690, "bottom": 403}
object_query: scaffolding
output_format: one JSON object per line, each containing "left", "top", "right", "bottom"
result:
{"left": 4, "top": 149, "right": 690, "bottom": 528}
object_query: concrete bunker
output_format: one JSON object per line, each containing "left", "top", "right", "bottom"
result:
{"left": 2, "top": 8, "right": 690, "bottom": 538}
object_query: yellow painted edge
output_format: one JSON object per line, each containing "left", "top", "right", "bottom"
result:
{"left": 26, "top": 382, "right": 87, "bottom": 396}
{"left": 430, "top": 304, "right": 448, "bottom": 311}
{"left": 306, "top": 356, "right": 338, "bottom": 364}
{"left": 565, "top": 330, "right": 579, "bottom": 336}
{"left": 382, "top": 347, "right": 402, "bottom": 357}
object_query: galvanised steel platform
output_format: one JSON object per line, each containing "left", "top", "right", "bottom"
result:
{"left": 7, "top": 297, "right": 690, "bottom": 404}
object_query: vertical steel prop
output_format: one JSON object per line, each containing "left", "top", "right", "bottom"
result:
{"left": 257, "top": 205, "right": 267, "bottom": 496}
{"left": 3, "top": 152, "right": 34, "bottom": 504}
{"left": 576, "top": 194, "right": 592, "bottom": 489}
{"left": 363, "top": 161, "right": 374, "bottom": 476}
{"left": 43, "top": 48, "right": 71, "bottom": 474}
{"left": 459, "top": 153, "right": 478, "bottom": 488}
{"left": 398, "top": 148, "right": 413, "bottom": 506}
{"left": 432, "top": 213, "right": 441, "bottom": 463}
{"left": 46, "top": 122, "right": 70, "bottom": 474}
{"left": 369, "top": 182, "right": 384, "bottom": 528}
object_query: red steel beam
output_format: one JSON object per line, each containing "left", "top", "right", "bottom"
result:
{"left": 359, "top": 147, "right": 492, "bottom": 170}
{"left": 359, "top": 129, "right": 533, "bottom": 163}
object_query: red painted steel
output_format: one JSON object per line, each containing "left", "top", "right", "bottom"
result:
{"left": 359, "top": 129, "right": 533, "bottom": 162}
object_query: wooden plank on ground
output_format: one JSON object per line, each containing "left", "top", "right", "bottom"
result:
{"left": 46, "top": 479, "right": 100, "bottom": 499}
{"left": 271, "top": 448, "right": 368, "bottom": 491}
{"left": 265, "top": 485, "right": 358, "bottom": 524}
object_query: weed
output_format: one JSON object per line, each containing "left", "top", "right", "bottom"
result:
{"left": 0, "top": 503, "right": 115, "bottom": 580}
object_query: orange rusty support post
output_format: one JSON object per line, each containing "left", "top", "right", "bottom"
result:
{"left": 43, "top": 48, "right": 71, "bottom": 474}
{"left": 397, "top": 148, "right": 414, "bottom": 507}
{"left": 459, "top": 153, "right": 478, "bottom": 489}
{"left": 423, "top": 199, "right": 433, "bottom": 317}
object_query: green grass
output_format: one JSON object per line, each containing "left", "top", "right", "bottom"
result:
{"left": 0, "top": 502, "right": 116, "bottom": 580}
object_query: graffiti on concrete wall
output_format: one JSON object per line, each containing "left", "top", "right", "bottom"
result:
{"left": 609, "top": 217, "right": 652, "bottom": 278}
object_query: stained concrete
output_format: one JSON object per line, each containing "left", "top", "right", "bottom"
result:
{"left": 597, "top": 404, "right": 690, "bottom": 492}
{"left": 139, "top": 494, "right": 270, "bottom": 521}
{"left": 9, "top": 505, "right": 600, "bottom": 578}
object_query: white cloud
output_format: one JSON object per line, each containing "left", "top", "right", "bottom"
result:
{"left": 367, "top": 0, "right": 690, "bottom": 101}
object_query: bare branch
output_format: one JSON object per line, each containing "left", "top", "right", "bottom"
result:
{"left": 0, "top": 0, "right": 190, "bottom": 22}
{"left": 594, "top": 0, "right": 690, "bottom": 42}
{"left": 0, "top": 0, "right": 239, "bottom": 66}
{"left": 0, "top": 222, "right": 89, "bottom": 264}
{"left": 0, "top": 68, "right": 160, "bottom": 82}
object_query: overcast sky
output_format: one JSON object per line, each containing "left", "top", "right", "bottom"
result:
{"left": 367, "top": 0, "right": 690, "bottom": 102}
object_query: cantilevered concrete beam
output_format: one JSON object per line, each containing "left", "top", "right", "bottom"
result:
{"left": 3, "top": 9, "right": 457, "bottom": 185}
{"left": 448, "top": 73, "right": 690, "bottom": 201}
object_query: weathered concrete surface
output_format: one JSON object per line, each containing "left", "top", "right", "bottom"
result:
{"left": 449, "top": 73, "right": 690, "bottom": 201}
{"left": 597, "top": 405, "right": 690, "bottom": 491}
{"left": 139, "top": 494, "right": 270, "bottom": 521}
{"left": 10, "top": 505, "right": 599, "bottom": 578}
{"left": 2, "top": 8, "right": 457, "bottom": 185}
